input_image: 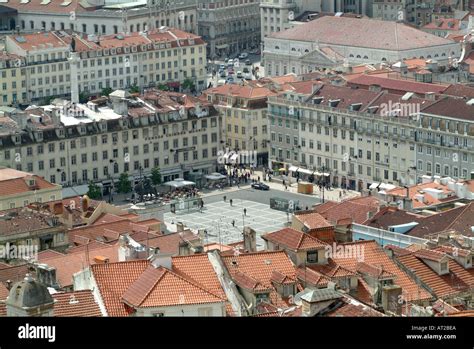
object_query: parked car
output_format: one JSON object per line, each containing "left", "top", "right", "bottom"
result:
{"left": 245, "top": 59, "right": 252, "bottom": 65}
{"left": 219, "top": 64, "right": 226, "bottom": 70}
{"left": 226, "top": 76, "right": 235, "bottom": 84}
{"left": 251, "top": 182, "right": 270, "bottom": 190}
{"left": 227, "top": 59, "right": 234, "bottom": 66}
{"left": 219, "top": 70, "right": 226, "bottom": 77}
{"left": 236, "top": 71, "right": 243, "bottom": 78}
{"left": 239, "top": 52, "right": 248, "bottom": 59}
{"left": 217, "top": 79, "right": 226, "bottom": 86}
{"left": 227, "top": 68, "right": 234, "bottom": 75}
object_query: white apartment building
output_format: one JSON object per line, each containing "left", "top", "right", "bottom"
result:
{"left": 0, "top": 89, "right": 222, "bottom": 190}
{"left": 1, "top": 0, "right": 197, "bottom": 35}
{"left": 3, "top": 27, "right": 207, "bottom": 106}
{"left": 268, "top": 81, "right": 474, "bottom": 191}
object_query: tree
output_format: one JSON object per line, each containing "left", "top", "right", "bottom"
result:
{"left": 86, "top": 181, "right": 102, "bottom": 199}
{"left": 157, "top": 83, "right": 169, "bottom": 91}
{"left": 117, "top": 173, "right": 132, "bottom": 193}
{"left": 129, "top": 84, "right": 140, "bottom": 94}
{"left": 101, "top": 87, "right": 113, "bottom": 96}
{"left": 151, "top": 167, "right": 162, "bottom": 185}
{"left": 182, "top": 77, "right": 195, "bottom": 91}
{"left": 79, "top": 91, "right": 89, "bottom": 103}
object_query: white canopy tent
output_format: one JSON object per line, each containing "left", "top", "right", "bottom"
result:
{"left": 163, "top": 178, "right": 196, "bottom": 189}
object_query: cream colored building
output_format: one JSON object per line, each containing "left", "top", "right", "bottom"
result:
{"left": 0, "top": 168, "right": 62, "bottom": 210}
{"left": 0, "top": 89, "right": 221, "bottom": 190}
{"left": 202, "top": 84, "right": 274, "bottom": 166}
{"left": 0, "top": 53, "right": 27, "bottom": 106}
{"left": 3, "top": 27, "right": 207, "bottom": 106}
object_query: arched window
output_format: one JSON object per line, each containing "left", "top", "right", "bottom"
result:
{"left": 381, "top": 57, "right": 387, "bottom": 61}
{"left": 349, "top": 54, "right": 354, "bottom": 57}
{"left": 304, "top": 49, "right": 309, "bottom": 53}
{"left": 434, "top": 54, "right": 439, "bottom": 57}
{"left": 441, "top": 53, "right": 446, "bottom": 56}
{"left": 427, "top": 55, "right": 431, "bottom": 58}
{"left": 291, "top": 48, "right": 296, "bottom": 51}
{"left": 275, "top": 46, "right": 280, "bottom": 50}
{"left": 419, "top": 56, "right": 424, "bottom": 59}
{"left": 363, "top": 55, "right": 368, "bottom": 59}
{"left": 356, "top": 55, "right": 361, "bottom": 58}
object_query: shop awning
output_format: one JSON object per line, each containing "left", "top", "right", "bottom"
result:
{"left": 163, "top": 178, "right": 196, "bottom": 188}
{"left": 216, "top": 44, "right": 229, "bottom": 49}
{"left": 205, "top": 173, "right": 227, "bottom": 180}
{"left": 288, "top": 166, "right": 315, "bottom": 176}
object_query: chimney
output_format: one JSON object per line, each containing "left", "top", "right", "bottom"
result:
{"left": 176, "top": 222, "right": 184, "bottom": 232}
{"left": 381, "top": 285, "right": 402, "bottom": 315}
{"left": 53, "top": 202, "right": 64, "bottom": 215}
{"left": 243, "top": 226, "right": 257, "bottom": 252}
{"left": 5, "top": 279, "right": 12, "bottom": 290}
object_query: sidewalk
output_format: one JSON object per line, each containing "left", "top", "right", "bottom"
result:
{"left": 250, "top": 170, "right": 360, "bottom": 203}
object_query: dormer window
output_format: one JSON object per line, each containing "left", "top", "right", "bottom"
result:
{"left": 36, "top": 131, "right": 43, "bottom": 141}
{"left": 440, "top": 262, "right": 448, "bottom": 272}
{"left": 307, "top": 250, "right": 318, "bottom": 264}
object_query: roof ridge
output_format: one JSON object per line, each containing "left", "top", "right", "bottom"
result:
{"left": 170, "top": 266, "right": 225, "bottom": 300}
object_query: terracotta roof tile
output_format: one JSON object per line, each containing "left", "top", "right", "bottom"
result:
{"left": 121, "top": 265, "right": 224, "bottom": 308}
{"left": 233, "top": 270, "right": 272, "bottom": 292}
{"left": 296, "top": 267, "right": 331, "bottom": 288}
{"left": 91, "top": 260, "right": 150, "bottom": 316}
{"left": 38, "top": 244, "right": 119, "bottom": 288}
{"left": 262, "top": 227, "right": 327, "bottom": 251}
{"left": 222, "top": 251, "right": 297, "bottom": 292}
{"left": 53, "top": 290, "right": 102, "bottom": 317}
{"left": 414, "top": 249, "right": 449, "bottom": 262}
{"left": 333, "top": 241, "right": 432, "bottom": 302}
{"left": 396, "top": 253, "right": 474, "bottom": 298}
{"left": 36, "top": 249, "right": 65, "bottom": 260}
{"left": 294, "top": 212, "right": 333, "bottom": 230}
{"left": 0, "top": 263, "right": 31, "bottom": 284}
{"left": 309, "top": 259, "right": 357, "bottom": 279}
{"left": 356, "top": 262, "right": 397, "bottom": 280}
{"left": 315, "top": 196, "right": 380, "bottom": 225}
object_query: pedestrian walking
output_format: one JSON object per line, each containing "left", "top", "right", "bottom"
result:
{"left": 339, "top": 191, "right": 342, "bottom": 199}
{"left": 224, "top": 195, "right": 227, "bottom": 202}
{"left": 230, "top": 199, "right": 233, "bottom": 206}
{"left": 232, "top": 219, "right": 235, "bottom": 227}
{"left": 258, "top": 176, "right": 260, "bottom": 182}
{"left": 243, "top": 208, "right": 247, "bottom": 216}
{"left": 285, "top": 184, "right": 288, "bottom": 190}
{"left": 283, "top": 179, "right": 286, "bottom": 187}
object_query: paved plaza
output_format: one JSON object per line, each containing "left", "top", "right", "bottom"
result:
{"left": 163, "top": 199, "right": 289, "bottom": 249}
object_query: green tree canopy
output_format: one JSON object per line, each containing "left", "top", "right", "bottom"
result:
{"left": 151, "top": 167, "right": 162, "bottom": 185}
{"left": 86, "top": 181, "right": 102, "bottom": 199}
{"left": 117, "top": 173, "right": 132, "bottom": 193}
{"left": 129, "top": 84, "right": 140, "bottom": 94}
{"left": 182, "top": 78, "right": 195, "bottom": 91}
{"left": 101, "top": 87, "right": 113, "bottom": 96}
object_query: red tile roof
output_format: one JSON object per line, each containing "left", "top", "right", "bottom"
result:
{"left": 423, "top": 18, "right": 461, "bottom": 31}
{"left": 296, "top": 267, "right": 331, "bottom": 288}
{"left": 38, "top": 244, "right": 119, "bottom": 288}
{"left": 315, "top": 196, "right": 381, "bottom": 225}
{"left": 262, "top": 227, "right": 327, "bottom": 251}
{"left": 91, "top": 260, "right": 150, "bottom": 316}
{"left": 0, "top": 263, "right": 31, "bottom": 284}
{"left": 53, "top": 290, "right": 102, "bottom": 317}
{"left": 294, "top": 212, "right": 333, "bottom": 230}
{"left": 347, "top": 74, "right": 448, "bottom": 95}
{"left": 36, "top": 249, "right": 65, "bottom": 260}
{"left": 309, "top": 259, "right": 357, "bottom": 279}
{"left": 121, "top": 265, "right": 224, "bottom": 308}
{"left": 356, "top": 262, "right": 397, "bottom": 280}
{"left": 333, "top": 241, "right": 432, "bottom": 302}
{"left": 147, "top": 231, "right": 200, "bottom": 255}
{"left": 204, "top": 84, "right": 277, "bottom": 100}
{"left": 233, "top": 270, "right": 272, "bottom": 292}
{"left": 387, "top": 181, "right": 458, "bottom": 209}
{"left": 0, "top": 168, "right": 57, "bottom": 196}
{"left": 414, "top": 249, "right": 449, "bottom": 262}
{"left": 396, "top": 252, "right": 474, "bottom": 298}
{"left": 172, "top": 254, "right": 227, "bottom": 301}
